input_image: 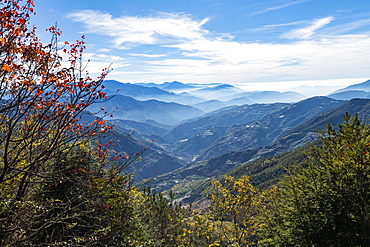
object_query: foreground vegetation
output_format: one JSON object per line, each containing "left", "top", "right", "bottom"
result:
{"left": 1, "top": 1, "right": 370, "bottom": 246}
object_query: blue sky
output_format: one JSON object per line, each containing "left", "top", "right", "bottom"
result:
{"left": 32, "top": 0, "right": 370, "bottom": 93}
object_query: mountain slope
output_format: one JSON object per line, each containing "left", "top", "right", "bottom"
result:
{"left": 146, "top": 98, "right": 370, "bottom": 199}
{"left": 189, "top": 84, "right": 240, "bottom": 100}
{"left": 161, "top": 81, "right": 196, "bottom": 91}
{"left": 195, "top": 97, "right": 345, "bottom": 160}
{"left": 192, "top": 100, "right": 229, "bottom": 113}
{"left": 226, "top": 96, "right": 254, "bottom": 106}
{"left": 89, "top": 94, "right": 205, "bottom": 126}
{"left": 328, "top": 90, "right": 370, "bottom": 100}
{"left": 109, "top": 119, "right": 169, "bottom": 137}
{"left": 103, "top": 80, "right": 204, "bottom": 105}
{"left": 103, "top": 80, "right": 173, "bottom": 98}
{"left": 274, "top": 98, "right": 370, "bottom": 153}
{"left": 165, "top": 103, "right": 289, "bottom": 143}
{"left": 229, "top": 91, "right": 306, "bottom": 103}
{"left": 333, "top": 79, "right": 370, "bottom": 94}
{"left": 100, "top": 126, "right": 186, "bottom": 180}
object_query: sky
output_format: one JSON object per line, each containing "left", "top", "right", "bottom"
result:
{"left": 31, "top": 0, "right": 370, "bottom": 94}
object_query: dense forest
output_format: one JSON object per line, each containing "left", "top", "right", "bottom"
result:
{"left": 1, "top": 1, "right": 370, "bottom": 246}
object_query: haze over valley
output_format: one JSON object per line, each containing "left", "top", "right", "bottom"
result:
{"left": 90, "top": 79, "right": 370, "bottom": 195}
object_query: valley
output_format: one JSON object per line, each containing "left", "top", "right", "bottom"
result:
{"left": 95, "top": 79, "right": 370, "bottom": 204}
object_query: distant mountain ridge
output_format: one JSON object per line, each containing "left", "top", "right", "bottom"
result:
{"left": 189, "top": 83, "right": 240, "bottom": 100}
{"left": 89, "top": 94, "right": 204, "bottom": 126}
{"left": 103, "top": 80, "right": 173, "bottom": 98}
{"left": 136, "top": 81, "right": 197, "bottom": 91}
{"left": 328, "top": 79, "right": 370, "bottom": 100}
{"left": 161, "top": 81, "right": 197, "bottom": 91}
{"left": 100, "top": 80, "right": 312, "bottom": 116}
{"left": 172, "top": 97, "right": 344, "bottom": 161}
{"left": 239, "top": 91, "right": 305, "bottom": 104}
{"left": 192, "top": 100, "right": 229, "bottom": 113}
{"left": 104, "top": 79, "right": 370, "bottom": 108}
{"left": 103, "top": 80, "right": 205, "bottom": 105}
{"left": 333, "top": 79, "right": 370, "bottom": 93}
{"left": 145, "top": 98, "right": 370, "bottom": 198}
{"left": 164, "top": 102, "right": 289, "bottom": 143}
{"left": 95, "top": 79, "right": 370, "bottom": 202}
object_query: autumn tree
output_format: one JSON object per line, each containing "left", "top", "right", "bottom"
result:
{"left": 0, "top": 1, "right": 189, "bottom": 246}
{"left": 180, "top": 209, "right": 218, "bottom": 247}
{"left": 258, "top": 114, "right": 370, "bottom": 246}
{"left": 0, "top": 0, "right": 141, "bottom": 245}
{"left": 0, "top": 0, "right": 112, "bottom": 199}
{"left": 206, "top": 175, "right": 260, "bottom": 246}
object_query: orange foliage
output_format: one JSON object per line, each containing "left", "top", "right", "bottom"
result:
{"left": 0, "top": 0, "right": 112, "bottom": 196}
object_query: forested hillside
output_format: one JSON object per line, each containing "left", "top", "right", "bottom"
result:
{"left": 2, "top": 1, "right": 370, "bottom": 246}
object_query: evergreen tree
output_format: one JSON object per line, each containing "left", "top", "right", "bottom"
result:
{"left": 259, "top": 114, "right": 370, "bottom": 246}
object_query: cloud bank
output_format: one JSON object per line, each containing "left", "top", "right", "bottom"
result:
{"left": 67, "top": 10, "right": 370, "bottom": 89}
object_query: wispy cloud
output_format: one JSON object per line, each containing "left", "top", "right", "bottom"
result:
{"left": 67, "top": 10, "right": 370, "bottom": 86}
{"left": 97, "top": 48, "right": 112, "bottom": 53}
{"left": 249, "top": 20, "right": 306, "bottom": 32}
{"left": 282, "top": 16, "right": 334, "bottom": 39}
{"left": 317, "top": 18, "right": 370, "bottom": 35}
{"left": 67, "top": 10, "right": 209, "bottom": 48}
{"left": 251, "top": 0, "right": 313, "bottom": 16}
{"left": 128, "top": 53, "right": 167, "bottom": 58}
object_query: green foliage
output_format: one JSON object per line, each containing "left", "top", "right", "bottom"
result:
{"left": 134, "top": 188, "right": 191, "bottom": 246}
{"left": 0, "top": 144, "right": 138, "bottom": 246}
{"left": 228, "top": 145, "right": 308, "bottom": 189}
{"left": 258, "top": 114, "right": 370, "bottom": 246}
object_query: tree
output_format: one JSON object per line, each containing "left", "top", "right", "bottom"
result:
{"left": 134, "top": 188, "right": 192, "bottom": 246}
{"left": 206, "top": 175, "right": 260, "bottom": 246}
{"left": 0, "top": 1, "right": 199, "bottom": 246}
{"left": 0, "top": 0, "right": 112, "bottom": 201}
{"left": 0, "top": 0, "right": 138, "bottom": 245}
{"left": 181, "top": 210, "right": 218, "bottom": 247}
{"left": 259, "top": 114, "right": 370, "bottom": 246}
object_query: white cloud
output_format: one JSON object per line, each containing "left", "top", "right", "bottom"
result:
{"left": 69, "top": 52, "right": 130, "bottom": 75}
{"left": 128, "top": 53, "right": 167, "bottom": 58}
{"left": 317, "top": 19, "right": 370, "bottom": 35}
{"left": 249, "top": 20, "right": 306, "bottom": 32}
{"left": 97, "top": 48, "right": 112, "bottom": 53}
{"left": 67, "top": 10, "right": 209, "bottom": 48}
{"left": 145, "top": 33, "right": 370, "bottom": 84}
{"left": 282, "top": 16, "right": 334, "bottom": 39}
{"left": 251, "top": 0, "right": 313, "bottom": 16}
{"left": 67, "top": 10, "right": 370, "bottom": 88}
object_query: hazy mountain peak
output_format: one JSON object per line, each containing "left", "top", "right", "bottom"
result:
{"left": 333, "top": 79, "right": 370, "bottom": 94}
{"left": 202, "top": 83, "right": 237, "bottom": 91}
{"left": 162, "top": 81, "right": 196, "bottom": 90}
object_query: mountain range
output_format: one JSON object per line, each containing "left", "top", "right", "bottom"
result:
{"left": 90, "top": 78, "right": 370, "bottom": 203}
{"left": 88, "top": 94, "right": 204, "bottom": 126}
{"left": 328, "top": 79, "right": 370, "bottom": 100}
{"left": 143, "top": 98, "right": 370, "bottom": 200}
